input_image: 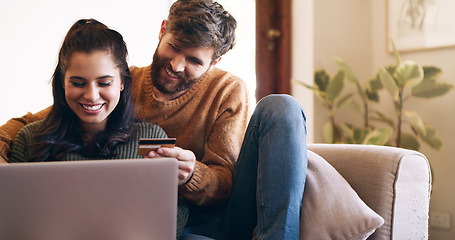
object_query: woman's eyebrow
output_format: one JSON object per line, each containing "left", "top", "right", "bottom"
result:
{"left": 96, "top": 75, "right": 114, "bottom": 80}
{"left": 69, "top": 75, "right": 114, "bottom": 80}
{"left": 69, "top": 76, "right": 85, "bottom": 80}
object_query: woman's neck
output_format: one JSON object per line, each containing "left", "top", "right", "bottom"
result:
{"left": 79, "top": 121, "right": 107, "bottom": 142}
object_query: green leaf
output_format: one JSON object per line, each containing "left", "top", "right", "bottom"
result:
{"left": 385, "top": 65, "right": 397, "bottom": 75}
{"left": 337, "top": 123, "right": 354, "bottom": 143}
{"left": 370, "top": 110, "right": 395, "bottom": 127}
{"left": 366, "top": 75, "right": 383, "bottom": 101}
{"left": 363, "top": 127, "right": 393, "bottom": 145}
{"left": 368, "top": 74, "right": 384, "bottom": 91}
{"left": 400, "top": 132, "right": 420, "bottom": 151}
{"left": 335, "top": 57, "right": 357, "bottom": 83}
{"left": 379, "top": 67, "right": 399, "bottom": 100}
{"left": 419, "top": 124, "right": 443, "bottom": 150}
{"left": 390, "top": 38, "right": 402, "bottom": 65}
{"left": 395, "top": 60, "right": 424, "bottom": 87}
{"left": 335, "top": 57, "right": 368, "bottom": 101}
{"left": 411, "top": 77, "right": 454, "bottom": 98}
{"left": 293, "top": 79, "right": 318, "bottom": 91}
{"left": 315, "top": 70, "right": 330, "bottom": 92}
{"left": 404, "top": 110, "right": 426, "bottom": 136}
{"left": 366, "top": 88, "right": 379, "bottom": 102}
{"left": 346, "top": 98, "right": 362, "bottom": 114}
{"left": 352, "top": 127, "right": 371, "bottom": 144}
{"left": 327, "top": 70, "right": 345, "bottom": 104}
{"left": 335, "top": 92, "right": 355, "bottom": 110}
{"left": 323, "top": 122, "right": 334, "bottom": 144}
{"left": 423, "top": 66, "right": 442, "bottom": 79}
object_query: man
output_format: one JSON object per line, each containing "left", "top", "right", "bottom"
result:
{"left": 0, "top": 1, "right": 308, "bottom": 239}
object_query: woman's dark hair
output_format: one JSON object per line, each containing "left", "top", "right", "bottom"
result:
{"left": 30, "top": 18, "right": 134, "bottom": 161}
{"left": 166, "top": 0, "right": 237, "bottom": 62}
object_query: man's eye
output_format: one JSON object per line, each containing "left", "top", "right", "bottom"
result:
{"left": 169, "top": 43, "right": 179, "bottom": 52}
{"left": 189, "top": 58, "right": 202, "bottom": 65}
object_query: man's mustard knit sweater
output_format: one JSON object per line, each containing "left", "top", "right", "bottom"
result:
{"left": 0, "top": 66, "right": 250, "bottom": 207}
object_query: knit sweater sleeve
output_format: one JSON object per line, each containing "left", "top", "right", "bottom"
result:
{"left": 178, "top": 74, "right": 250, "bottom": 206}
{"left": 0, "top": 107, "right": 51, "bottom": 161}
{"left": 9, "top": 121, "right": 42, "bottom": 163}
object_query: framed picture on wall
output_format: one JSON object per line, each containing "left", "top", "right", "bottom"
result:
{"left": 387, "top": 0, "right": 455, "bottom": 52}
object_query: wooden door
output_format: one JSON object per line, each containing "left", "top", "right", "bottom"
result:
{"left": 256, "top": 0, "right": 292, "bottom": 101}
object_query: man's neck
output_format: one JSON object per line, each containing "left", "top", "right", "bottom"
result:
{"left": 152, "top": 86, "right": 187, "bottom": 101}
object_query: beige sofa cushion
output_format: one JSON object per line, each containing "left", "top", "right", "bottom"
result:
{"left": 308, "top": 144, "right": 431, "bottom": 239}
{"left": 300, "top": 150, "right": 384, "bottom": 240}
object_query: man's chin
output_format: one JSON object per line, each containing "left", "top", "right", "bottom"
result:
{"left": 154, "top": 81, "right": 185, "bottom": 95}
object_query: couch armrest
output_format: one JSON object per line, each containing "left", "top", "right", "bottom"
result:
{"left": 308, "top": 144, "right": 431, "bottom": 240}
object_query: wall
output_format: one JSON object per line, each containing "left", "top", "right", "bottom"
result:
{"left": 0, "top": 0, "right": 171, "bottom": 124}
{"left": 303, "top": 0, "right": 455, "bottom": 238}
{"left": 292, "top": 0, "right": 314, "bottom": 143}
{"left": 372, "top": 2, "right": 455, "bottom": 239}
{"left": 0, "top": 0, "right": 257, "bottom": 123}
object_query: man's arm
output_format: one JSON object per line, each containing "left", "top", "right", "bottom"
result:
{"left": 0, "top": 106, "right": 51, "bottom": 161}
{"left": 178, "top": 80, "right": 250, "bottom": 206}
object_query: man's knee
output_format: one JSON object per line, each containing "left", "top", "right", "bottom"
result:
{"left": 256, "top": 94, "right": 305, "bottom": 122}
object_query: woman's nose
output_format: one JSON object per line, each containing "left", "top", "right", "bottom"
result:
{"left": 84, "top": 84, "right": 99, "bottom": 101}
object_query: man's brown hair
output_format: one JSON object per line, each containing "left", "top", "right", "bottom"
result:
{"left": 166, "top": 0, "right": 237, "bottom": 61}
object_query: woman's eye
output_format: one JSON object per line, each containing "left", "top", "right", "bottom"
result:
{"left": 71, "top": 82, "right": 85, "bottom": 87}
{"left": 98, "top": 82, "right": 112, "bottom": 87}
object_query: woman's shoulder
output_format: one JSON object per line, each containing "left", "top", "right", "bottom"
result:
{"left": 132, "top": 121, "right": 162, "bottom": 130}
{"left": 16, "top": 120, "right": 44, "bottom": 139}
{"left": 131, "top": 122, "right": 168, "bottom": 139}
{"left": 10, "top": 120, "right": 44, "bottom": 162}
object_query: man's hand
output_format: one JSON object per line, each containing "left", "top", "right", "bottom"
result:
{"left": 147, "top": 147, "right": 196, "bottom": 185}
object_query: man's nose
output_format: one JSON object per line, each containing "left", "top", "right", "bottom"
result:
{"left": 170, "top": 54, "right": 185, "bottom": 73}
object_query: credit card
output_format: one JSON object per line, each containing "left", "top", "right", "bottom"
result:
{"left": 137, "top": 138, "right": 176, "bottom": 156}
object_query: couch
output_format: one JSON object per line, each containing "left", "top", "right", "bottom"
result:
{"left": 299, "top": 144, "right": 431, "bottom": 240}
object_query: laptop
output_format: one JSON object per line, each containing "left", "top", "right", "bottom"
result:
{"left": 0, "top": 158, "right": 178, "bottom": 240}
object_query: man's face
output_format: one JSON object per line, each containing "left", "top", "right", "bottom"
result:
{"left": 150, "top": 32, "right": 217, "bottom": 99}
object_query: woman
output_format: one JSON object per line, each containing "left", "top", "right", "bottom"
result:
{"left": 8, "top": 19, "right": 187, "bottom": 239}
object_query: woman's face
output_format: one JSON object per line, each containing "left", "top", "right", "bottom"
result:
{"left": 63, "top": 51, "right": 123, "bottom": 134}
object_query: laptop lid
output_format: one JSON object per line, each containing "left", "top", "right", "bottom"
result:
{"left": 0, "top": 158, "right": 178, "bottom": 240}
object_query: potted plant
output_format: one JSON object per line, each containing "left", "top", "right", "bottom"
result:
{"left": 295, "top": 42, "right": 453, "bottom": 151}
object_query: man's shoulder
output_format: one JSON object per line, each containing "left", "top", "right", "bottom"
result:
{"left": 129, "top": 65, "right": 151, "bottom": 81}
{"left": 129, "top": 65, "right": 150, "bottom": 73}
{"left": 206, "top": 68, "right": 247, "bottom": 89}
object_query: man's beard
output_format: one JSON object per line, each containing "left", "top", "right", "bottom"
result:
{"left": 150, "top": 51, "right": 206, "bottom": 95}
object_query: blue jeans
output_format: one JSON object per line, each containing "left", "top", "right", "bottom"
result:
{"left": 183, "top": 94, "right": 308, "bottom": 240}
{"left": 222, "top": 94, "right": 308, "bottom": 240}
